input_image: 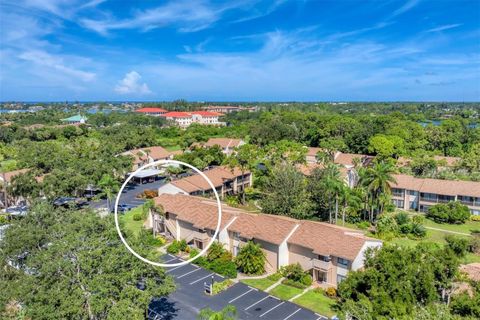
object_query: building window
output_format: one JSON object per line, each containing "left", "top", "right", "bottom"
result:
{"left": 408, "top": 190, "right": 416, "bottom": 196}
{"left": 337, "top": 257, "right": 349, "bottom": 268}
{"left": 318, "top": 255, "right": 330, "bottom": 262}
{"left": 337, "top": 274, "right": 347, "bottom": 284}
{"left": 391, "top": 188, "right": 404, "bottom": 197}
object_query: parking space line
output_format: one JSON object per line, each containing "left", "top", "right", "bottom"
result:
{"left": 245, "top": 296, "right": 269, "bottom": 310}
{"left": 165, "top": 265, "right": 187, "bottom": 273}
{"left": 189, "top": 273, "right": 213, "bottom": 285}
{"left": 283, "top": 308, "right": 301, "bottom": 320}
{"left": 228, "top": 288, "right": 255, "bottom": 303}
{"left": 164, "top": 257, "right": 178, "bottom": 263}
{"left": 260, "top": 301, "right": 284, "bottom": 317}
{"left": 177, "top": 268, "right": 201, "bottom": 279}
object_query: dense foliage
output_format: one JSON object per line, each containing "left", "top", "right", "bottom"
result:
{"left": 427, "top": 202, "right": 471, "bottom": 224}
{"left": 0, "top": 203, "right": 175, "bottom": 319}
{"left": 234, "top": 241, "right": 266, "bottom": 275}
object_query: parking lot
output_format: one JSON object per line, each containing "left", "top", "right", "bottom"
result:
{"left": 148, "top": 254, "right": 328, "bottom": 320}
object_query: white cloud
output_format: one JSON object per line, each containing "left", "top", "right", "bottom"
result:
{"left": 426, "top": 24, "right": 462, "bottom": 33}
{"left": 390, "top": 0, "right": 420, "bottom": 18}
{"left": 19, "top": 50, "right": 96, "bottom": 81}
{"left": 114, "top": 71, "right": 152, "bottom": 95}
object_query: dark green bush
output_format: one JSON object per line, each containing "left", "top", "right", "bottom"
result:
{"left": 282, "top": 278, "right": 307, "bottom": 289}
{"left": 132, "top": 212, "right": 143, "bottom": 221}
{"left": 427, "top": 202, "right": 471, "bottom": 224}
{"left": 167, "top": 240, "right": 181, "bottom": 254}
{"left": 445, "top": 235, "right": 469, "bottom": 257}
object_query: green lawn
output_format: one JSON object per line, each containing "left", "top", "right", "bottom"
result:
{"left": 119, "top": 206, "right": 144, "bottom": 237}
{"left": 269, "top": 284, "right": 303, "bottom": 300}
{"left": 241, "top": 277, "right": 276, "bottom": 291}
{"left": 293, "top": 290, "right": 337, "bottom": 318}
{"left": 422, "top": 218, "right": 480, "bottom": 235}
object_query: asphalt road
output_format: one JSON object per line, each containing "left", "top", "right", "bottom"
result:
{"left": 148, "top": 254, "right": 329, "bottom": 320}
{"left": 89, "top": 178, "right": 167, "bottom": 211}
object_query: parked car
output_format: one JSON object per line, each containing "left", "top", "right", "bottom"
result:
{"left": 53, "top": 197, "right": 88, "bottom": 209}
{"left": 110, "top": 203, "right": 135, "bottom": 213}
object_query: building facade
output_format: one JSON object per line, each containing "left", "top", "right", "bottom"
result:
{"left": 390, "top": 174, "right": 480, "bottom": 215}
{"left": 150, "top": 194, "right": 382, "bottom": 287}
{"left": 158, "top": 166, "right": 252, "bottom": 199}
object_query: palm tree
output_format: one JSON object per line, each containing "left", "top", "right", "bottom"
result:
{"left": 198, "top": 305, "right": 237, "bottom": 320}
{"left": 235, "top": 241, "right": 266, "bottom": 275}
{"left": 225, "top": 144, "right": 258, "bottom": 204}
{"left": 340, "top": 186, "right": 361, "bottom": 226}
{"left": 98, "top": 174, "right": 120, "bottom": 211}
{"left": 360, "top": 162, "right": 396, "bottom": 222}
{"left": 322, "top": 164, "right": 343, "bottom": 224}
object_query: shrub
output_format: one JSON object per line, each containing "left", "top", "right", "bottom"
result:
{"left": 356, "top": 221, "right": 370, "bottom": 230}
{"left": 313, "top": 287, "right": 324, "bottom": 294}
{"left": 325, "top": 287, "right": 337, "bottom": 298}
{"left": 209, "top": 256, "right": 237, "bottom": 278}
{"left": 212, "top": 279, "right": 234, "bottom": 295}
{"left": 235, "top": 241, "right": 266, "bottom": 275}
{"left": 395, "top": 211, "right": 410, "bottom": 226}
{"left": 410, "top": 223, "right": 427, "bottom": 238}
{"left": 282, "top": 278, "right": 307, "bottom": 289}
{"left": 143, "top": 189, "right": 158, "bottom": 199}
{"left": 427, "top": 202, "right": 471, "bottom": 224}
{"left": 206, "top": 241, "right": 226, "bottom": 261}
{"left": 267, "top": 272, "right": 282, "bottom": 282}
{"left": 300, "top": 274, "right": 313, "bottom": 286}
{"left": 445, "top": 235, "right": 470, "bottom": 257}
{"left": 132, "top": 212, "right": 143, "bottom": 221}
{"left": 0, "top": 215, "right": 8, "bottom": 225}
{"left": 179, "top": 239, "right": 188, "bottom": 252}
{"left": 469, "top": 235, "right": 480, "bottom": 254}
{"left": 189, "top": 248, "right": 207, "bottom": 266}
{"left": 279, "top": 263, "right": 305, "bottom": 282}
{"left": 166, "top": 241, "right": 181, "bottom": 254}
{"left": 375, "top": 214, "right": 399, "bottom": 239}
{"left": 471, "top": 215, "right": 480, "bottom": 222}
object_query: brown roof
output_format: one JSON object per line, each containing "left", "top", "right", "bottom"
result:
{"left": 334, "top": 153, "right": 373, "bottom": 167}
{"left": 228, "top": 213, "right": 298, "bottom": 245}
{"left": 171, "top": 166, "right": 248, "bottom": 193}
{"left": 460, "top": 263, "right": 480, "bottom": 281}
{"left": 296, "top": 163, "right": 325, "bottom": 176}
{"left": 154, "top": 193, "right": 380, "bottom": 260}
{"left": 306, "top": 147, "right": 324, "bottom": 157}
{"left": 122, "top": 146, "right": 174, "bottom": 167}
{"left": 0, "top": 169, "right": 29, "bottom": 183}
{"left": 204, "top": 138, "right": 243, "bottom": 149}
{"left": 397, "top": 156, "right": 460, "bottom": 168}
{"left": 288, "top": 220, "right": 379, "bottom": 260}
{"left": 154, "top": 194, "right": 240, "bottom": 231}
{"left": 390, "top": 174, "right": 480, "bottom": 197}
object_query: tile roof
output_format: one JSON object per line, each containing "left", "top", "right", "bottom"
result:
{"left": 135, "top": 107, "right": 168, "bottom": 113}
{"left": 162, "top": 112, "right": 192, "bottom": 118}
{"left": 288, "top": 220, "right": 378, "bottom": 260}
{"left": 204, "top": 138, "right": 243, "bottom": 149}
{"left": 460, "top": 263, "right": 480, "bottom": 281}
{"left": 171, "top": 166, "right": 248, "bottom": 193}
{"left": 191, "top": 111, "right": 223, "bottom": 117}
{"left": 0, "top": 169, "right": 29, "bottom": 183}
{"left": 306, "top": 147, "right": 324, "bottom": 157}
{"left": 154, "top": 193, "right": 240, "bottom": 230}
{"left": 153, "top": 193, "right": 379, "bottom": 260}
{"left": 390, "top": 174, "right": 480, "bottom": 197}
{"left": 334, "top": 153, "right": 373, "bottom": 167}
{"left": 228, "top": 213, "right": 298, "bottom": 245}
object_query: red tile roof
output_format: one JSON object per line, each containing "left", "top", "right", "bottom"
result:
{"left": 204, "top": 138, "right": 243, "bottom": 149}
{"left": 171, "top": 166, "right": 248, "bottom": 193}
{"left": 162, "top": 111, "right": 192, "bottom": 118}
{"left": 191, "top": 111, "right": 223, "bottom": 117}
{"left": 135, "top": 107, "right": 168, "bottom": 113}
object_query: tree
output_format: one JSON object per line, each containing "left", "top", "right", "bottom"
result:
{"left": 225, "top": 144, "right": 259, "bottom": 204}
{"left": 426, "top": 202, "right": 471, "bottom": 224}
{"left": 198, "top": 305, "right": 237, "bottom": 320}
{"left": 261, "top": 163, "right": 313, "bottom": 219}
{"left": 98, "top": 174, "right": 120, "bottom": 210}
{"left": 0, "top": 202, "right": 174, "bottom": 319}
{"left": 337, "top": 244, "right": 460, "bottom": 319}
{"left": 368, "top": 134, "right": 405, "bottom": 159}
{"left": 360, "top": 161, "right": 396, "bottom": 222}
{"left": 235, "top": 241, "right": 266, "bottom": 275}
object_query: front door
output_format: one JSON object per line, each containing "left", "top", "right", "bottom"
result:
{"left": 316, "top": 270, "right": 327, "bottom": 283}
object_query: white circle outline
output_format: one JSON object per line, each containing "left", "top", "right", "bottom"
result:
{"left": 114, "top": 159, "right": 222, "bottom": 268}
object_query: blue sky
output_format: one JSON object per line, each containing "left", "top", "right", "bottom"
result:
{"left": 0, "top": 0, "right": 479, "bottom": 101}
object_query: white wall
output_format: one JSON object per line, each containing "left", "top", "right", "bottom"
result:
{"left": 158, "top": 183, "right": 188, "bottom": 195}
{"left": 351, "top": 240, "right": 383, "bottom": 270}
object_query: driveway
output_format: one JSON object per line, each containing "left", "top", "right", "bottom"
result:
{"left": 89, "top": 178, "right": 167, "bottom": 211}
{"left": 148, "top": 254, "right": 329, "bottom": 320}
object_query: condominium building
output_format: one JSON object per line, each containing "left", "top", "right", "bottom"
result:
{"left": 158, "top": 166, "right": 252, "bottom": 199}
{"left": 134, "top": 107, "right": 168, "bottom": 116}
{"left": 150, "top": 194, "right": 382, "bottom": 287}
{"left": 121, "top": 146, "right": 181, "bottom": 171}
{"left": 197, "top": 138, "right": 245, "bottom": 155}
{"left": 390, "top": 174, "right": 480, "bottom": 215}
{"left": 161, "top": 111, "right": 225, "bottom": 128}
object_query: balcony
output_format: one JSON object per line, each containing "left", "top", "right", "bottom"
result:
{"left": 193, "top": 231, "right": 210, "bottom": 242}
{"left": 313, "top": 259, "right": 332, "bottom": 271}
